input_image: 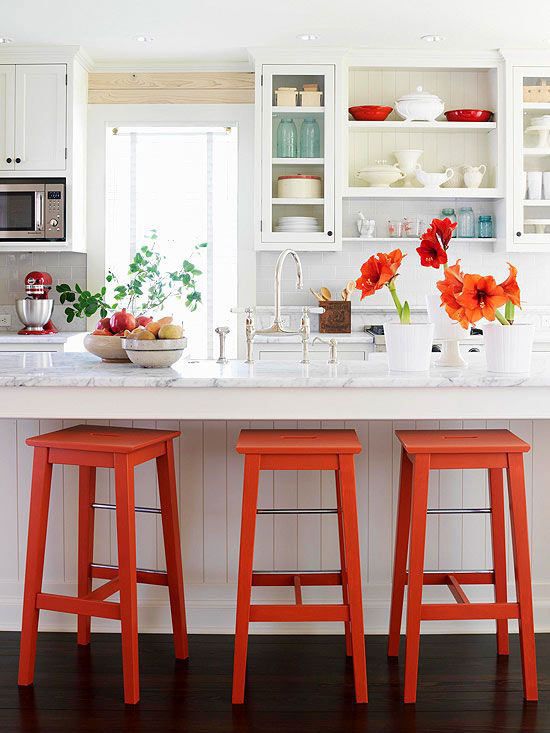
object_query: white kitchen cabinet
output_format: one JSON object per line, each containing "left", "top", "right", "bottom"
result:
{"left": 255, "top": 62, "right": 339, "bottom": 251}
{"left": 0, "top": 65, "right": 15, "bottom": 172}
{"left": 14, "top": 64, "right": 67, "bottom": 171}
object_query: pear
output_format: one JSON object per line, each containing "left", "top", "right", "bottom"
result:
{"left": 157, "top": 316, "right": 173, "bottom": 326}
{"left": 146, "top": 321, "right": 162, "bottom": 336}
{"left": 135, "top": 329, "right": 156, "bottom": 340}
{"left": 158, "top": 324, "right": 183, "bottom": 340}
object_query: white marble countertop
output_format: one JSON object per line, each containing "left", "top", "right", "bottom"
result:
{"left": 0, "top": 331, "right": 84, "bottom": 344}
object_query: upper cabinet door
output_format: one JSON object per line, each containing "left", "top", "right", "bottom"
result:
{"left": 0, "top": 66, "right": 15, "bottom": 171}
{"left": 15, "top": 64, "right": 66, "bottom": 171}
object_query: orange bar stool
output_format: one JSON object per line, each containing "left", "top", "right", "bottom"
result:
{"left": 18, "top": 424, "right": 188, "bottom": 705}
{"left": 388, "top": 429, "right": 537, "bottom": 703}
{"left": 233, "top": 429, "right": 367, "bottom": 704}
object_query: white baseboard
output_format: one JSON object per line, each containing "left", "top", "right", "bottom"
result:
{"left": 1, "top": 581, "right": 550, "bottom": 635}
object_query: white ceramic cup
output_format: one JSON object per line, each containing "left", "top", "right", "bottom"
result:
{"left": 527, "top": 171, "right": 543, "bottom": 200}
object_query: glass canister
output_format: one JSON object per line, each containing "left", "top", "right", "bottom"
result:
{"left": 299, "top": 117, "right": 321, "bottom": 158}
{"left": 441, "top": 207, "right": 457, "bottom": 237}
{"left": 276, "top": 118, "right": 297, "bottom": 158}
{"left": 457, "top": 206, "right": 475, "bottom": 238}
{"left": 479, "top": 215, "right": 494, "bottom": 238}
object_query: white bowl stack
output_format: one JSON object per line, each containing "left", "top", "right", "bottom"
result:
{"left": 275, "top": 216, "right": 321, "bottom": 233}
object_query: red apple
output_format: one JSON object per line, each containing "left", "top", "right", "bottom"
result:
{"left": 136, "top": 315, "right": 153, "bottom": 327}
{"left": 96, "top": 316, "right": 112, "bottom": 332}
{"left": 109, "top": 308, "right": 136, "bottom": 334}
{"left": 92, "top": 328, "right": 113, "bottom": 336}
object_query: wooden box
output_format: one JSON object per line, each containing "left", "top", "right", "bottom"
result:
{"left": 319, "top": 301, "right": 351, "bottom": 333}
{"left": 523, "top": 80, "right": 550, "bottom": 103}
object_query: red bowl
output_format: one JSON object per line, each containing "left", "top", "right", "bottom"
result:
{"left": 349, "top": 105, "right": 393, "bottom": 121}
{"left": 444, "top": 109, "right": 493, "bottom": 123}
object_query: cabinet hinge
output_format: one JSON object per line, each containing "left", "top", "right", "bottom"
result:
{"left": 64, "top": 147, "right": 67, "bottom": 160}
{"left": 260, "top": 74, "right": 263, "bottom": 86}
{"left": 65, "top": 74, "right": 68, "bottom": 86}
{"left": 260, "top": 220, "right": 263, "bottom": 232}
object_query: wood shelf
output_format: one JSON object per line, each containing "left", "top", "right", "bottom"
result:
{"left": 272, "top": 106, "right": 324, "bottom": 115}
{"left": 348, "top": 120, "right": 496, "bottom": 131}
{"left": 272, "top": 158, "right": 324, "bottom": 165}
{"left": 272, "top": 197, "right": 325, "bottom": 205}
{"left": 342, "top": 237, "right": 496, "bottom": 244}
{"left": 344, "top": 187, "right": 503, "bottom": 200}
{"left": 524, "top": 103, "right": 550, "bottom": 110}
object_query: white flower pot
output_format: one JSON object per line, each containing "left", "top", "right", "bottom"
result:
{"left": 425, "top": 293, "right": 467, "bottom": 367}
{"left": 384, "top": 322, "right": 435, "bottom": 372}
{"left": 483, "top": 322, "right": 535, "bottom": 374}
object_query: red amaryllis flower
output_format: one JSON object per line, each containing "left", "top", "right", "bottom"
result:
{"left": 455, "top": 274, "right": 507, "bottom": 323}
{"left": 436, "top": 260, "right": 469, "bottom": 328}
{"left": 356, "top": 249, "right": 404, "bottom": 299}
{"left": 499, "top": 262, "right": 521, "bottom": 306}
{"left": 416, "top": 217, "right": 457, "bottom": 269}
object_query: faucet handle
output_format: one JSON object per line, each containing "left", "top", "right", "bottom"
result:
{"left": 312, "top": 336, "right": 339, "bottom": 365}
{"left": 215, "top": 326, "right": 230, "bottom": 364}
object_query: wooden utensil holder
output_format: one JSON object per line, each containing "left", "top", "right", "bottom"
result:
{"left": 319, "top": 300, "right": 351, "bottom": 334}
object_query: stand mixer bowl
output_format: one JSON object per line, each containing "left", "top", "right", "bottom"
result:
{"left": 16, "top": 299, "right": 54, "bottom": 332}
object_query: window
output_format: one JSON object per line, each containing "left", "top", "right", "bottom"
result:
{"left": 105, "top": 125, "right": 238, "bottom": 359}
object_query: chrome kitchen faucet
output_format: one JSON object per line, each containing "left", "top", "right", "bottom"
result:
{"left": 245, "top": 249, "right": 311, "bottom": 364}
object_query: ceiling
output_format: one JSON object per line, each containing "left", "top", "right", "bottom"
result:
{"left": 1, "top": 0, "right": 550, "bottom": 67}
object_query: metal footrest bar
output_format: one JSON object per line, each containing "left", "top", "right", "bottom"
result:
{"left": 253, "top": 569, "right": 340, "bottom": 574}
{"left": 92, "top": 503, "right": 161, "bottom": 515}
{"left": 257, "top": 508, "right": 337, "bottom": 515}
{"left": 427, "top": 508, "right": 491, "bottom": 514}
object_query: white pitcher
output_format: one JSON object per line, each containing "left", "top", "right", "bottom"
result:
{"left": 462, "top": 164, "right": 486, "bottom": 189}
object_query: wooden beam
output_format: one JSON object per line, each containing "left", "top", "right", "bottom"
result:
{"left": 88, "top": 72, "right": 255, "bottom": 104}
{"left": 446, "top": 575, "right": 470, "bottom": 604}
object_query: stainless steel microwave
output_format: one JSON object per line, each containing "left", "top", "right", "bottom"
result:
{"left": 0, "top": 180, "right": 65, "bottom": 241}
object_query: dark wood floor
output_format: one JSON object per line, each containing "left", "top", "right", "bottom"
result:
{"left": 0, "top": 632, "right": 547, "bottom": 732}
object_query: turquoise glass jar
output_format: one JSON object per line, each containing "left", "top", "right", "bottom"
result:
{"left": 299, "top": 117, "right": 321, "bottom": 158}
{"left": 457, "top": 207, "right": 475, "bottom": 238}
{"left": 276, "top": 118, "right": 297, "bottom": 158}
{"left": 441, "top": 207, "right": 457, "bottom": 237}
{"left": 479, "top": 215, "right": 493, "bottom": 238}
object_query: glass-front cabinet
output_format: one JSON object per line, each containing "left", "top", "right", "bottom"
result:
{"left": 513, "top": 67, "right": 550, "bottom": 249}
{"left": 257, "top": 64, "right": 337, "bottom": 250}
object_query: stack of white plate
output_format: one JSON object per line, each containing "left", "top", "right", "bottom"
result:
{"left": 275, "top": 216, "right": 321, "bottom": 232}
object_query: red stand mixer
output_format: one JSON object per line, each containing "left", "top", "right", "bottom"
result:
{"left": 16, "top": 271, "right": 58, "bottom": 335}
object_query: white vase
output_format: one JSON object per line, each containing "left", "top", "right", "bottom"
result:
{"left": 483, "top": 323, "right": 535, "bottom": 374}
{"left": 393, "top": 149, "right": 423, "bottom": 187}
{"left": 425, "top": 293, "right": 467, "bottom": 367}
{"left": 384, "top": 322, "right": 435, "bottom": 372}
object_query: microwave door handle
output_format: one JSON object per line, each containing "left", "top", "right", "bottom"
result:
{"left": 35, "top": 191, "right": 44, "bottom": 232}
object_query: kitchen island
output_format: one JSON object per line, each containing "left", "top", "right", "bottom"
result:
{"left": 0, "top": 351, "right": 549, "bottom": 638}
{"left": 0, "top": 350, "right": 548, "bottom": 420}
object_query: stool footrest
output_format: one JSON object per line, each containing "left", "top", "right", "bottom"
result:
{"left": 427, "top": 508, "right": 491, "bottom": 515}
{"left": 92, "top": 502, "right": 161, "bottom": 515}
{"left": 249, "top": 604, "right": 350, "bottom": 622}
{"left": 257, "top": 508, "right": 337, "bottom": 515}
{"left": 252, "top": 571, "right": 342, "bottom": 587}
{"left": 407, "top": 571, "right": 495, "bottom": 586}
{"left": 91, "top": 563, "right": 168, "bottom": 586}
{"left": 421, "top": 602, "right": 519, "bottom": 621}
{"left": 36, "top": 592, "right": 121, "bottom": 620}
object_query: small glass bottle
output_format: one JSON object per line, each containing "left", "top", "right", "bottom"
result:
{"left": 478, "top": 214, "right": 493, "bottom": 238}
{"left": 276, "top": 118, "right": 297, "bottom": 158}
{"left": 441, "top": 207, "right": 457, "bottom": 237}
{"left": 299, "top": 117, "right": 321, "bottom": 158}
{"left": 457, "top": 206, "right": 475, "bottom": 238}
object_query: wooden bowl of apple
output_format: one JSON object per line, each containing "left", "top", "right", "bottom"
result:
{"left": 121, "top": 318, "right": 186, "bottom": 368}
{"left": 84, "top": 309, "right": 161, "bottom": 363}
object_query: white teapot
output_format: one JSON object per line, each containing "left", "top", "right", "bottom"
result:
{"left": 462, "top": 164, "right": 486, "bottom": 189}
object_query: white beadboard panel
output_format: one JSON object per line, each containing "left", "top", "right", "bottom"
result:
{"left": 3, "top": 417, "right": 550, "bottom": 634}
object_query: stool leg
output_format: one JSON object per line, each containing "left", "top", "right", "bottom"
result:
{"left": 507, "top": 454, "right": 538, "bottom": 701}
{"left": 338, "top": 454, "right": 368, "bottom": 704}
{"left": 77, "top": 466, "right": 96, "bottom": 646}
{"left": 18, "top": 447, "right": 53, "bottom": 686}
{"left": 335, "top": 470, "right": 352, "bottom": 657}
{"left": 114, "top": 454, "right": 139, "bottom": 705}
{"left": 232, "top": 454, "right": 260, "bottom": 705}
{"left": 388, "top": 448, "right": 413, "bottom": 657}
{"left": 404, "top": 454, "right": 430, "bottom": 704}
{"left": 488, "top": 467, "right": 509, "bottom": 656}
{"left": 156, "top": 440, "right": 188, "bottom": 660}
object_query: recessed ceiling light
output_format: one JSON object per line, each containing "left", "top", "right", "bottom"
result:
{"left": 0, "top": 37, "right": 14, "bottom": 44}
{"left": 134, "top": 35, "right": 154, "bottom": 43}
{"left": 421, "top": 34, "right": 445, "bottom": 43}
{"left": 297, "top": 33, "right": 319, "bottom": 41}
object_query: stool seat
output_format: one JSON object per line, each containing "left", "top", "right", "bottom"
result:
{"left": 27, "top": 424, "right": 180, "bottom": 453}
{"left": 396, "top": 429, "right": 530, "bottom": 455}
{"left": 236, "top": 429, "right": 362, "bottom": 455}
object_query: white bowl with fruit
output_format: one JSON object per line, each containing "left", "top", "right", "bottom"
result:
{"left": 83, "top": 309, "right": 155, "bottom": 362}
{"left": 121, "top": 318, "right": 186, "bottom": 368}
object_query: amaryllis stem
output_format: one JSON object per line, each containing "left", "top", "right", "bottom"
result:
{"left": 494, "top": 309, "right": 511, "bottom": 326}
{"left": 387, "top": 281, "right": 403, "bottom": 318}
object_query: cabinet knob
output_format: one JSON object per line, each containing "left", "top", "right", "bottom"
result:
{"left": 327, "top": 230, "right": 333, "bottom": 236}
{"left": 5, "top": 157, "right": 11, "bottom": 164}
{"left": 15, "top": 157, "right": 21, "bottom": 164}
{"left": 516, "top": 231, "right": 522, "bottom": 237}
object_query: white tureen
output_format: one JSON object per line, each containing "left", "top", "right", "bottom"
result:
{"left": 395, "top": 86, "right": 444, "bottom": 123}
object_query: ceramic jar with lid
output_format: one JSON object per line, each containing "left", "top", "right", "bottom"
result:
{"left": 277, "top": 174, "right": 322, "bottom": 198}
{"left": 395, "top": 86, "right": 445, "bottom": 122}
{"left": 356, "top": 161, "right": 405, "bottom": 187}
